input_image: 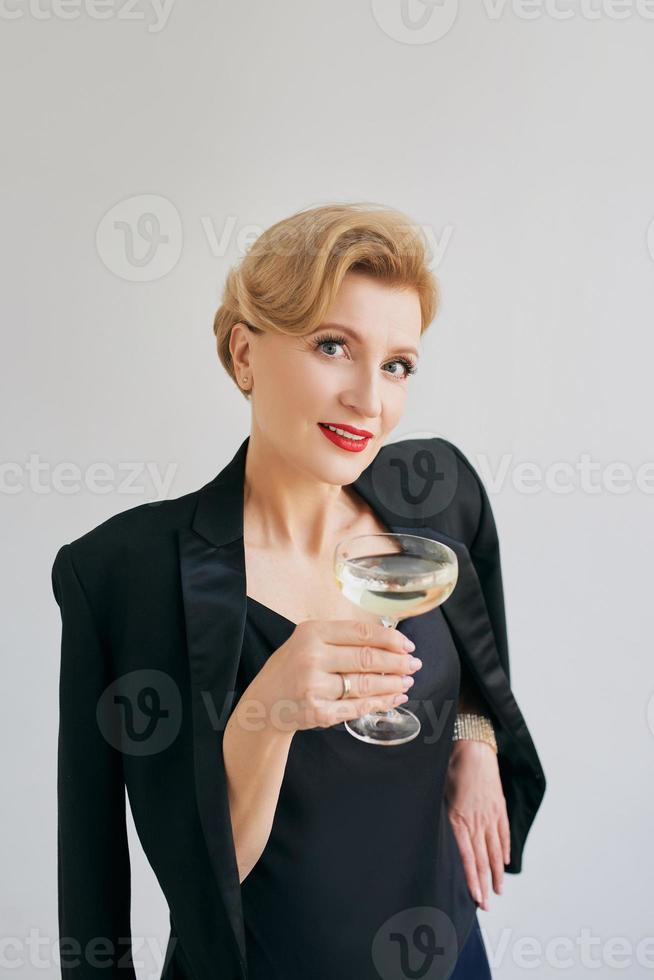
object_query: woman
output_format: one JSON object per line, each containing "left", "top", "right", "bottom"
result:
{"left": 52, "top": 203, "right": 546, "bottom": 980}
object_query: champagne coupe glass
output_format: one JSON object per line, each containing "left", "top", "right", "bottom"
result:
{"left": 333, "top": 533, "right": 458, "bottom": 746}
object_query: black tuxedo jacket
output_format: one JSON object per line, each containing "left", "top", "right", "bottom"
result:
{"left": 51, "top": 434, "right": 546, "bottom": 980}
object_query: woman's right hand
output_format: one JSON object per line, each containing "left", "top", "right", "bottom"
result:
{"left": 244, "top": 619, "right": 423, "bottom": 734}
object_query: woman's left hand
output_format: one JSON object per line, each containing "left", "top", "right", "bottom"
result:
{"left": 444, "top": 739, "right": 511, "bottom": 911}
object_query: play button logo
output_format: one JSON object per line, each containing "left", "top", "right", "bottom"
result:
{"left": 371, "top": 0, "right": 459, "bottom": 43}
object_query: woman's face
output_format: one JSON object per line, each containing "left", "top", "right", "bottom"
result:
{"left": 237, "top": 270, "right": 423, "bottom": 485}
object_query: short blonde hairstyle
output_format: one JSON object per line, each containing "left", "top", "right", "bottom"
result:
{"left": 213, "top": 202, "right": 440, "bottom": 399}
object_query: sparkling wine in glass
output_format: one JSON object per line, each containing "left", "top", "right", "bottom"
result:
{"left": 333, "top": 532, "right": 458, "bottom": 746}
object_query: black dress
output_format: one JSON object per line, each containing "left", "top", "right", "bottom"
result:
{"left": 234, "top": 594, "right": 493, "bottom": 979}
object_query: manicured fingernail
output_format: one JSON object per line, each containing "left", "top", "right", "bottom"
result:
{"left": 403, "top": 638, "right": 416, "bottom": 652}
{"left": 394, "top": 694, "right": 409, "bottom": 704}
{"left": 402, "top": 676, "right": 414, "bottom": 687}
{"left": 409, "top": 656, "right": 422, "bottom": 669}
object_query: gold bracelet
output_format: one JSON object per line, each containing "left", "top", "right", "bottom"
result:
{"left": 452, "top": 712, "right": 498, "bottom": 753}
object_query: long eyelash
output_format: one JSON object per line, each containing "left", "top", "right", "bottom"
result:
{"left": 312, "top": 332, "right": 418, "bottom": 377}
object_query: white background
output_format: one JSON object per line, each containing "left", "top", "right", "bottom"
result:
{"left": 2, "top": 1, "right": 653, "bottom": 977}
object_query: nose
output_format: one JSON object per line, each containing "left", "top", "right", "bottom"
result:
{"left": 340, "top": 363, "right": 383, "bottom": 423}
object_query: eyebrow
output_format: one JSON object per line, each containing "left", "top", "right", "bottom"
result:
{"left": 314, "top": 322, "right": 420, "bottom": 358}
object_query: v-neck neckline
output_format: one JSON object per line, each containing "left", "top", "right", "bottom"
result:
{"left": 246, "top": 594, "right": 298, "bottom": 629}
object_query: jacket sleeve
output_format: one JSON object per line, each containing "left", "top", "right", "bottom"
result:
{"left": 52, "top": 544, "right": 136, "bottom": 980}
{"left": 449, "top": 445, "right": 512, "bottom": 714}
{"left": 459, "top": 451, "right": 512, "bottom": 686}
{"left": 447, "top": 441, "right": 547, "bottom": 873}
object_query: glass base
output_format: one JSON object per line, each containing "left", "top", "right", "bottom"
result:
{"left": 344, "top": 706, "right": 421, "bottom": 746}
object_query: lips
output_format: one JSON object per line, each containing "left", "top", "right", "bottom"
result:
{"left": 318, "top": 423, "right": 373, "bottom": 453}
{"left": 319, "top": 422, "right": 374, "bottom": 437}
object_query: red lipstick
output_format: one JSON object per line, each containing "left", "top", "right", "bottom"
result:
{"left": 317, "top": 422, "right": 373, "bottom": 453}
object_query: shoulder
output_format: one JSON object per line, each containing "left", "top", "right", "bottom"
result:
{"left": 50, "top": 483, "right": 204, "bottom": 602}
{"left": 379, "top": 434, "right": 488, "bottom": 545}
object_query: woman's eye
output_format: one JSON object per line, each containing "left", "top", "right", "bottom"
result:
{"left": 385, "top": 361, "right": 408, "bottom": 378}
{"left": 319, "top": 340, "right": 344, "bottom": 357}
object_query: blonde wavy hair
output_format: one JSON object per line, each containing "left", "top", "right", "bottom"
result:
{"left": 212, "top": 202, "right": 440, "bottom": 400}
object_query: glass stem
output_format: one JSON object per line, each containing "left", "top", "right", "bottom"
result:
{"left": 379, "top": 615, "right": 400, "bottom": 716}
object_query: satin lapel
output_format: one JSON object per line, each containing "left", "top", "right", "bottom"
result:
{"left": 178, "top": 438, "right": 251, "bottom": 976}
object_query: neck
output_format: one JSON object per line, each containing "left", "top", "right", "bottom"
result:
{"left": 242, "top": 430, "right": 361, "bottom": 558}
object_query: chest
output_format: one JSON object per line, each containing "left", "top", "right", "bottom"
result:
{"left": 245, "top": 553, "right": 386, "bottom": 626}
{"left": 244, "top": 510, "right": 391, "bottom": 628}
